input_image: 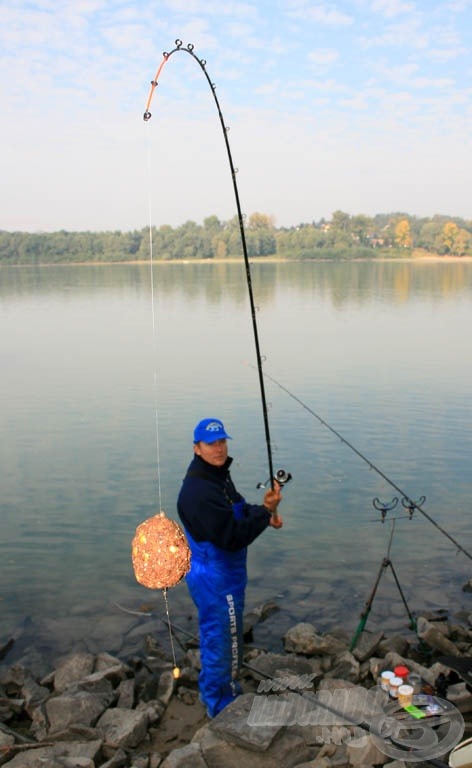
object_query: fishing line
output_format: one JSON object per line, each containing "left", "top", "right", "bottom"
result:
{"left": 132, "top": 126, "right": 193, "bottom": 675}
{"left": 143, "top": 39, "right": 275, "bottom": 489}
{"left": 254, "top": 365, "right": 472, "bottom": 561}
{"left": 162, "top": 588, "right": 178, "bottom": 671}
{"left": 145, "top": 136, "right": 163, "bottom": 511}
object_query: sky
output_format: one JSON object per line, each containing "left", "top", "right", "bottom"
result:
{"left": 1, "top": 0, "right": 472, "bottom": 232}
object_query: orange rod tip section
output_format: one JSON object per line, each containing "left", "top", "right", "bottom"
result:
{"left": 144, "top": 55, "right": 170, "bottom": 116}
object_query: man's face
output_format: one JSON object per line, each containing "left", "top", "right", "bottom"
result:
{"left": 194, "top": 438, "right": 228, "bottom": 467}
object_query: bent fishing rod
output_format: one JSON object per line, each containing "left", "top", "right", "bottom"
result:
{"left": 143, "top": 40, "right": 277, "bottom": 491}
{"left": 254, "top": 366, "right": 472, "bottom": 562}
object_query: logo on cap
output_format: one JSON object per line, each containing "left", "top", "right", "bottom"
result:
{"left": 206, "top": 421, "right": 223, "bottom": 432}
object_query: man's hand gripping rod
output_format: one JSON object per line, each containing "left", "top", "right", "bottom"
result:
{"left": 257, "top": 469, "right": 292, "bottom": 528}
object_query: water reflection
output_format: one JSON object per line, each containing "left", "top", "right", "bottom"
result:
{"left": 2, "top": 259, "right": 472, "bottom": 304}
{"left": 1, "top": 261, "right": 471, "bottom": 656}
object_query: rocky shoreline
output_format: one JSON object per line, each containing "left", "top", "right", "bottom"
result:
{"left": 1, "top": 602, "right": 471, "bottom": 768}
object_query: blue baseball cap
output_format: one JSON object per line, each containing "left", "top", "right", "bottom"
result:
{"left": 193, "top": 418, "right": 232, "bottom": 444}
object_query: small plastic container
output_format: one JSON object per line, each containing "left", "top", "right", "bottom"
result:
{"left": 408, "top": 672, "right": 422, "bottom": 694}
{"left": 398, "top": 684, "right": 414, "bottom": 707}
{"left": 389, "top": 676, "right": 403, "bottom": 698}
{"left": 394, "top": 665, "right": 410, "bottom": 682}
{"left": 380, "top": 670, "right": 395, "bottom": 692}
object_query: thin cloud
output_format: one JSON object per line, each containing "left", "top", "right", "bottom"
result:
{"left": 371, "top": 0, "right": 416, "bottom": 18}
{"left": 1, "top": 0, "right": 472, "bottom": 231}
{"left": 308, "top": 49, "right": 340, "bottom": 65}
{"left": 286, "top": 1, "right": 353, "bottom": 25}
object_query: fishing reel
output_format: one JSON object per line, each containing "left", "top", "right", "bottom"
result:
{"left": 257, "top": 468, "right": 292, "bottom": 490}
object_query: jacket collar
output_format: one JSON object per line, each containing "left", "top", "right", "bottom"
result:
{"left": 192, "top": 453, "right": 233, "bottom": 477}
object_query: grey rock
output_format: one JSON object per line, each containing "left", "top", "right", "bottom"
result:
{"left": 445, "top": 682, "right": 472, "bottom": 714}
{"left": 129, "top": 754, "right": 151, "bottom": 768}
{"left": 99, "top": 748, "right": 128, "bottom": 767}
{"left": 54, "top": 652, "right": 95, "bottom": 692}
{"left": 46, "top": 724, "right": 101, "bottom": 743}
{"left": 157, "top": 670, "right": 175, "bottom": 708}
{"left": 243, "top": 601, "right": 280, "bottom": 636}
{"left": 284, "top": 624, "right": 324, "bottom": 656}
{"left": 245, "top": 652, "right": 316, "bottom": 684}
{"left": 200, "top": 724, "right": 317, "bottom": 768}
{"left": 0, "top": 728, "right": 15, "bottom": 747}
{"left": 351, "top": 630, "right": 384, "bottom": 663}
{"left": 2, "top": 740, "right": 102, "bottom": 768}
{"left": 160, "top": 742, "right": 207, "bottom": 767}
{"left": 96, "top": 706, "right": 149, "bottom": 749}
{"left": 116, "top": 676, "right": 135, "bottom": 708}
{"left": 377, "top": 634, "right": 410, "bottom": 658}
{"left": 46, "top": 689, "right": 112, "bottom": 732}
{"left": 284, "top": 624, "right": 346, "bottom": 657}
{"left": 346, "top": 731, "right": 389, "bottom": 766}
{"left": 416, "top": 616, "right": 461, "bottom": 656}
{"left": 325, "top": 651, "right": 359, "bottom": 682}
{"left": 210, "top": 693, "right": 281, "bottom": 751}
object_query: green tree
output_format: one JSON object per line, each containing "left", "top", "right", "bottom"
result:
{"left": 329, "top": 210, "right": 352, "bottom": 247}
{"left": 351, "top": 214, "right": 373, "bottom": 246}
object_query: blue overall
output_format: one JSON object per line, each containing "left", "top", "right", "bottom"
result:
{"left": 177, "top": 455, "right": 271, "bottom": 718}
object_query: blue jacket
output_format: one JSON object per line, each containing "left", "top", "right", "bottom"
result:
{"left": 177, "top": 454, "right": 271, "bottom": 553}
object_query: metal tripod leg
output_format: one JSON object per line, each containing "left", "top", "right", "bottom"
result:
{"left": 349, "top": 556, "right": 389, "bottom": 651}
{"left": 350, "top": 520, "right": 416, "bottom": 650}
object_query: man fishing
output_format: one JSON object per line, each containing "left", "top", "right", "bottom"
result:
{"left": 177, "top": 417, "right": 283, "bottom": 718}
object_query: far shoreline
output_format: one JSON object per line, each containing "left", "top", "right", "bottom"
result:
{"left": 3, "top": 252, "right": 472, "bottom": 268}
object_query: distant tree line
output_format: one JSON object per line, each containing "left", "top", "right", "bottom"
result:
{"left": 1, "top": 211, "right": 472, "bottom": 265}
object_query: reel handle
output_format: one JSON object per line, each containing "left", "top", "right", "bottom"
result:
{"left": 257, "top": 469, "right": 292, "bottom": 526}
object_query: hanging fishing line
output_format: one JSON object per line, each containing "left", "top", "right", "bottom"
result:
{"left": 252, "top": 365, "right": 472, "bottom": 562}
{"left": 162, "top": 588, "right": 179, "bottom": 676}
{"left": 143, "top": 39, "right": 277, "bottom": 491}
{"left": 145, "top": 135, "right": 163, "bottom": 510}
{"left": 128, "top": 113, "right": 201, "bottom": 668}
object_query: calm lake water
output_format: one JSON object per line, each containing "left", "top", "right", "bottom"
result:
{"left": 1, "top": 260, "right": 472, "bottom": 657}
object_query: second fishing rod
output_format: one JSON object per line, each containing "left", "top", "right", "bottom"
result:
{"left": 252, "top": 365, "right": 471, "bottom": 562}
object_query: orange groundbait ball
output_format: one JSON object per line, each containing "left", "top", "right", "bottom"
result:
{"left": 131, "top": 512, "right": 191, "bottom": 590}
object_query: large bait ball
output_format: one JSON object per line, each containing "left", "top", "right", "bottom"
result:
{"left": 131, "top": 512, "right": 191, "bottom": 589}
